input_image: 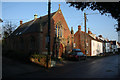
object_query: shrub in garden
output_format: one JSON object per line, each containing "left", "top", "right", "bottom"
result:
{"left": 30, "top": 53, "right": 51, "bottom": 67}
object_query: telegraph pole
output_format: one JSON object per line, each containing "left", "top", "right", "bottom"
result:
{"left": 83, "top": 12, "right": 99, "bottom": 58}
{"left": 46, "top": 0, "right": 51, "bottom": 68}
{"left": 84, "top": 13, "right": 87, "bottom": 60}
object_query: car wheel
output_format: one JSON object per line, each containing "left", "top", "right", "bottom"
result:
{"left": 78, "top": 56, "right": 80, "bottom": 61}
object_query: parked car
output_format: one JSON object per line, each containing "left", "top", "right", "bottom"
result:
{"left": 72, "top": 49, "right": 81, "bottom": 52}
{"left": 66, "top": 49, "right": 86, "bottom": 61}
{"left": 98, "top": 53, "right": 104, "bottom": 56}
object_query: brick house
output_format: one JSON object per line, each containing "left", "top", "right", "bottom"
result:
{"left": 4, "top": 5, "right": 74, "bottom": 58}
{"left": 74, "top": 25, "right": 103, "bottom": 56}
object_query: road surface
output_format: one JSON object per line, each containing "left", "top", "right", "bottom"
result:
{"left": 2, "top": 55, "right": 120, "bottom": 79}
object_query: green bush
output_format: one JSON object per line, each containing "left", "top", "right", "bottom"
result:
{"left": 31, "top": 53, "right": 47, "bottom": 62}
{"left": 30, "top": 54, "right": 52, "bottom": 68}
{"left": 31, "top": 54, "right": 47, "bottom": 59}
{"left": 59, "top": 58, "right": 64, "bottom": 62}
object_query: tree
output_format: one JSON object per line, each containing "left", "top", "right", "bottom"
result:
{"left": 2, "top": 21, "right": 17, "bottom": 39}
{"left": 66, "top": 2, "right": 120, "bottom": 28}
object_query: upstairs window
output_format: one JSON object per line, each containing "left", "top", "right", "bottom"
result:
{"left": 58, "top": 25, "right": 60, "bottom": 37}
{"left": 56, "top": 22, "right": 63, "bottom": 38}
{"left": 60, "top": 27, "right": 62, "bottom": 37}
{"left": 56, "top": 25, "right": 57, "bottom": 36}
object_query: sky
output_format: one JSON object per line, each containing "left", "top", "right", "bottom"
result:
{"left": 1, "top": 2, "right": 118, "bottom": 41}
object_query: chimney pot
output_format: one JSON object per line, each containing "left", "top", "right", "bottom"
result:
{"left": 71, "top": 27, "right": 73, "bottom": 30}
{"left": 71, "top": 27, "right": 74, "bottom": 34}
{"left": 99, "top": 35, "right": 102, "bottom": 37}
{"left": 20, "top": 20, "right": 23, "bottom": 25}
{"left": 34, "top": 14, "right": 38, "bottom": 19}
{"left": 88, "top": 31, "right": 92, "bottom": 34}
{"left": 78, "top": 25, "right": 81, "bottom": 31}
{"left": 88, "top": 28, "right": 92, "bottom": 34}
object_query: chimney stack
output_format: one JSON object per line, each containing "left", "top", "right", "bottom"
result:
{"left": 88, "top": 28, "right": 92, "bottom": 34}
{"left": 78, "top": 25, "right": 81, "bottom": 31}
{"left": 71, "top": 27, "right": 74, "bottom": 34}
{"left": 98, "top": 35, "right": 102, "bottom": 37}
{"left": 34, "top": 14, "right": 38, "bottom": 19}
{"left": 20, "top": 20, "right": 23, "bottom": 25}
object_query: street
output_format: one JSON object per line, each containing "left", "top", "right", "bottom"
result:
{"left": 2, "top": 55, "right": 120, "bottom": 79}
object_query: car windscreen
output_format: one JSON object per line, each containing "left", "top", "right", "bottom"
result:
{"left": 72, "top": 49, "right": 81, "bottom": 52}
{"left": 69, "top": 52, "right": 77, "bottom": 55}
{"left": 77, "top": 52, "right": 83, "bottom": 56}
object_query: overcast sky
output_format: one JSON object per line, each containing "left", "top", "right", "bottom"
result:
{"left": 1, "top": 2, "right": 118, "bottom": 41}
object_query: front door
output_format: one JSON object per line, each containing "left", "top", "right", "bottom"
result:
{"left": 59, "top": 43, "right": 63, "bottom": 57}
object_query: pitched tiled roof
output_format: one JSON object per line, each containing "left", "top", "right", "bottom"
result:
{"left": 109, "top": 41, "right": 116, "bottom": 45}
{"left": 74, "top": 30, "right": 102, "bottom": 42}
{"left": 10, "top": 12, "right": 56, "bottom": 36}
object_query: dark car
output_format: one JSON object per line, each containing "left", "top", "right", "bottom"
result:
{"left": 67, "top": 49, "right": 86, "bottom": 61}
{"left": 99, "top": 53, "right": 104, "bottom": 56}
{"left": 72, "top": 49, "right": 81, "bottom": 52}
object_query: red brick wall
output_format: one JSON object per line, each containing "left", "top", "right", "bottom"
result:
{"left": 5, "top": 9, "right": 73, "bottom": 57}
{"left": 52, "top": 10, "right": 72, "bottom": 40}
{"left": 74, "top": 31, "right": 80, "bottom": 49}
{"left": 74, "top": 29, "right": 92, "bottom": 56}
{"left": 52, "top": 10, "right": 72, "bottom": 52}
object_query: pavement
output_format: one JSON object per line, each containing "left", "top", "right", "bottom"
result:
{"left": 36, "top": 55, "right": 119, "bottom": 78}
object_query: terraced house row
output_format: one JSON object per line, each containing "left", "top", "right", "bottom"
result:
{"left": 3, "top": 5, "right": 120, "bottom": 58}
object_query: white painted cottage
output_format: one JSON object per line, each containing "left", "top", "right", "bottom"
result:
{"left": 89, "top": 33, "right": 103, "bottom": 56}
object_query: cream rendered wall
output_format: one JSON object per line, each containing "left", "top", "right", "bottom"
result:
{"left": 91, "top": 40, "right": 103, "bottom": 56}
{"left": 105, "top": 43, "right": 111, "bottom": 52}
{"left": 111, "top": 45, "right": 117, "bottom": 52}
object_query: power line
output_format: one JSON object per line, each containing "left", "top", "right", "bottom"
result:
{"left": 3, "top": 18, "right": 30, "bottom": 21}
{"left": 86, "top": 13, "right": 100, "bottom": 15}
{"left": 2, "top": 18, "right": 31, "bottom": 25}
